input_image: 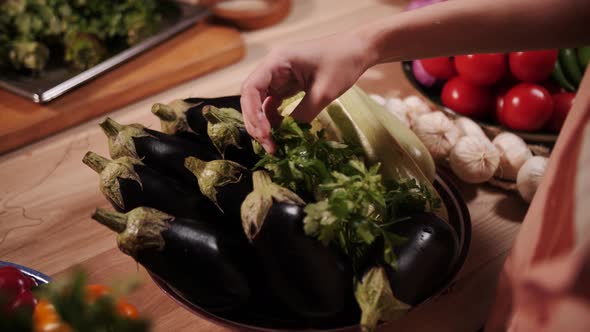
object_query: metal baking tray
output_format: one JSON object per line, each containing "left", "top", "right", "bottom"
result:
{"left": 0, "top": 2, "right": 210, "bottom": 103}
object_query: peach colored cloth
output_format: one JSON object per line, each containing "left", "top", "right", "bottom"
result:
{"left": 485, "top": 67, "right": 590, "bottom": 331}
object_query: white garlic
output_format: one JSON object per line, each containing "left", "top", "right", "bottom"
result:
{"left": 449, "top": 136, "right": 500, "bottom": 184}
{"left": 516, "top": 156, "right": 548, "bottom": 203}
{"left": 492, "top": 132, "right": 533, "bottom": 181}
{"left": 404, "top": 95, "right": 432, "bottom": 127}
{"left": 384, "top": 97, "right": 410, "bottom": 127}
{"left": 413, "top": 111, "right": 462, "bottom": 161}
{"left": 369, "top": 94, "right": 386, "bottom": 106}
{"left": 455, "top": 117, "right": 487, "bottom": 140}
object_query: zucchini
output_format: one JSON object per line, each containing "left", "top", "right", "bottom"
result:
{"left": 559, "top": 48, "right": 583, "bottom": 86}
{"left": 551, "top": 60, "right": 577, "bottom": 92}
{"left": 577, "top": 46, "right": 590, "bottom": 71}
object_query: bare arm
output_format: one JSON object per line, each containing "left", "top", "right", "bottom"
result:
{"left": 241, "top": 0, "right": 590, "bottom": 153}
{"left": 362, "top": 0, "right": 590, "bottom": 64}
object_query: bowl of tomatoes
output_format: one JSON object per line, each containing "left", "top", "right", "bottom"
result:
{"left": 403, "top": 48, "right": 588, "bottom": 144}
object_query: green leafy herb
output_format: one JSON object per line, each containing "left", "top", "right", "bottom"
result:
{"left": 258, "top": 117, "right": 440, "bottom": 271}
{"left": 255, "top": 117, "right": 357, "bottom": 195}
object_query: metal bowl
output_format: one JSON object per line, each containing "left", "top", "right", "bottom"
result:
{"left": 0, "top": 261, "right": 51, "bottom": 285}
{"left": 150, "top": 169, "right": 471, "bottom": 331}
{"left": 402, "top": 61, "right": 558, "bottom": 145}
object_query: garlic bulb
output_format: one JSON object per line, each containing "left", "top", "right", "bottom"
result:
{"left": 370, "top": 94, "right": 386, "bottom": 106}
{"left": 455, "top": 117, "right": 487, "bottom": 140}
{"left": 413, "top": 111, "right": 461, "bottom": 161}
{"left": 517, "top": 156, "right": 548, "bottom": 203}
{"left": 404, "top": 95, "right": 432, "bottom": 127}
{"left": 449, "top": 136, "right": 500, "bottom": 183}
{"left": 384, "top": 97, "right": 410, "bottom": 127}
{"left": 492, "top": 132, "right": 533, "bottom": 181}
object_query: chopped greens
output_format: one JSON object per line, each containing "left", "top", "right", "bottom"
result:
{"left": 255, "top": 118, "right": 440, "bottom": 271}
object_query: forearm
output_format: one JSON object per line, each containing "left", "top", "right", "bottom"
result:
{"left": 358, "top": 0, "right": 590, "bottom": 65}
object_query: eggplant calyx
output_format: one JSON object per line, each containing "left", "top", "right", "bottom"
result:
{"left": 98, "top": 155, "right": 143, "bottom": 210}
{"left": 99, "top": 117, "right": 152, "bottom": 160}
{"left": 240, "top": 171, "right": 305, "bottom": 241}
{"left": 82, "top": 151, "right": 110, "bottom": 173}
{"left": 92, "top": 207, "right": 173, "bottom": 258}
{"left": 355, "top": 266, "right": 411, "bottom": 332}
{"left": 203, "top": 106, "right": 245, "bottom": 156}
{"left": 151, "top": 100, "right": 195, "bottom": 135}
{"left": 184, "top": 156, "right": 246, "bottom": 210}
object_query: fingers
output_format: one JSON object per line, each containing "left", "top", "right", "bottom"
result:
{"left": 291, "top": 80, "right": 338, "bottom": 123}
{"left": 262, "top": 95, "right": 284, "bottom": 128}
{"left": 240, "top": 67, "right": 272, "bottom": 140}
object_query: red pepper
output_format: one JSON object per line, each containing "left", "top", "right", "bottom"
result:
{"left": 0, "top": 266, "right": 37, "bottom": 314}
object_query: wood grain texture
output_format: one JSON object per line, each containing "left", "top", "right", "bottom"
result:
{"left": 0, "top": 23, "right": 244, "bottom": 155}
{"left": 0, "top": 1, "right": 526, "bottom": 331}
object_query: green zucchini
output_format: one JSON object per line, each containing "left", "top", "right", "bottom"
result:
{"left": 559, "top": 48, "right": 583, "bottom": 86}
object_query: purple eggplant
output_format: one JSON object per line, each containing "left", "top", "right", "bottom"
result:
{"left": 99, "top": 117, "right": 219, "bottom": 188}
{"left": 384, "top": 212, "right": 459, "bottom": 305}
{"left": 91, "top": 207, "right": 251, "bottom": 312}
{"left": 184, "top": 157, "right": 252, "bottom": 220}
{"left": 151, "top": 97, "right": 258, "bottom": 168}
{"left": 241, "top": 171, "right": 354, "bottom": 320}
{"left": 82, "top": 152, "right": 219, "bottom": 220}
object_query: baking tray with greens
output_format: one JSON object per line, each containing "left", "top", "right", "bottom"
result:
{"left": 0, "top": 0, "right": 209, "bottom": 103}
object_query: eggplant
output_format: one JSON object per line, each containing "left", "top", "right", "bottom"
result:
{"left": 184, "top": 157, "right": 252, "bottom": 220}
{"left": 82, "top": 151, "right": 220, "bottom": 220}
{"left": 384, "top": 212, "right": 459, "bottom": 305}
{"left": 241, "top": 171, "right": 354, "bottom": 320}
{"left": 201, "top": 105, "right": 258, "bottom": 169}
{"left": 354, "top": 212, "right": 459, "bottom": 332}
{"left": 99, "top": 117, "right": 219, "bottom": 188}
{"left": 151, "top": 96, "right": 241, "bottom": 136}
{"left": 91, "top": 207, "right": 251, "bottom": 312}
{"left": 151, "top": 98, "right": 258, "bottom": 168}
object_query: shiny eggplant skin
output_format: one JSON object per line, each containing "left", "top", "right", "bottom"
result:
{"left": 138, "top": 217, "right": 252, "bottom": 313}
{"left": 252, "top": 202, "right": 354, "bottom": 320}
{"left": 384, "top": 212, "right": 459, "bottom": 305}
{"left": 183, "top": 95, "right": 242, "bottom": 135}
{"left": 223, "top": 126, "right": 258, "bottom": 169}
{"left": 133, "top": 128, "right": 219, "bottom": 187}
{"left": 115, "top": 164, "right": 219, "bottom": 220}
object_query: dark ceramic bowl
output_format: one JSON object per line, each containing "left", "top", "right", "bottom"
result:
{"left": 402, "top": 61, "right": 558, "bottom": 145}
{"left": 0, "top": 261, "right": 51, "bottom": 285}
{"left": 150, "top": 169, "right": 471, "bottom": 331}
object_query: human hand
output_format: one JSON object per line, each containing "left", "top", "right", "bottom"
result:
{"left": 240, "top": 31, "right": 375, "bottom": 153}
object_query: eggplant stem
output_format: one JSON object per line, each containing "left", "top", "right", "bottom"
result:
{"left": 151, "top": 103, "right": 178, "bottom": 122}
{"left": 82, "top": 151, "right": 110, "bottom": 173}
{"left": 99, "top": 117, "right": 123, "bottom": 138}
{"left": 252, "top": 171, "right": 273, "bottom": 191}
{"left": 92, "top": 208, "right": 127, "bottom": 233}
{"left": 202, "top": 105, "right": 243, "bottom": 124}
{"left": 184, "top": 156, "right": 207, "bottom": 178}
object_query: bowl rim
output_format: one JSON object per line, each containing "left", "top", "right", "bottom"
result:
{"left": 149, "top": 169, "right": 472, "bottom": 331}
{"left": 0, "top": 261, "right": 52, "bottom": 285}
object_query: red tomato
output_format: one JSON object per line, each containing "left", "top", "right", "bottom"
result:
{"left": 547, "top": 92, "right": 575, "bottom": 132}
{"left": 496, "top": 94, "right": 506, "bottom": 124}
{"left": 421, "top": 57, "right": 456, "bottom": 79}
{"left": 508, "top": 50, "right": 558, "bottom": 82}
{"left": 455, "top": 53, "right": 506, "bottom": 85}
{"left": 502, "top": 83, "right": 553, "bottom": 131}
{"left": 441, "top": 77, "right": 493, "bottom": 119}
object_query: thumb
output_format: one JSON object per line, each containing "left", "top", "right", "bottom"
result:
{"left": 290, "top": 83, "right": 338, "bottom": 123}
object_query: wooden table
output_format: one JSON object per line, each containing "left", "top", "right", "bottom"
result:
{"left": 0, "top": 1, "right": 528, "bottom": 331}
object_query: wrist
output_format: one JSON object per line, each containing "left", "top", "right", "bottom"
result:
{"left": 351, "top": 26, "right": 381, "bottom": 71}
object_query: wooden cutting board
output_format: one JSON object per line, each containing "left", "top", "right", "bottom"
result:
{"left": 0, "top": 23, "right": 244, "bottom": 154}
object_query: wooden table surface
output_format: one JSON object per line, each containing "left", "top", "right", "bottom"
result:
{"left": 0, "top": 1, "right": 529, "bottom": 331}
